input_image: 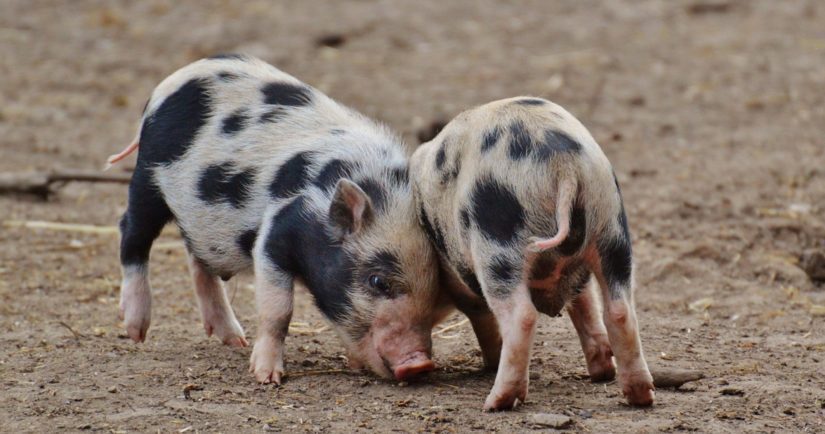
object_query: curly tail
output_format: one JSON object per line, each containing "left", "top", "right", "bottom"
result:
{"left": 104, "top": 128, "right": 141, "bottom": 171}
{"left": 527, "top": 177, "right": 577, "bottom": 253}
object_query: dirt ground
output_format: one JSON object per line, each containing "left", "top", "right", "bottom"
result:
{"left": 1, "top": 0, "right": 824, "bottom": 432}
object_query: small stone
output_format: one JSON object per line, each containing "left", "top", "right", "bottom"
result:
{"left": 528, "top": 413, "right": 574, "bottom": 429}
{"left": 801, "top": 250, "right": 825, "bottom": 282}
{"left": 720, "top": 387, "right": 745, "bottom": 396}
{"left": 578, "top": 409, "right": 593, "bottom": 419}
{"left": 107, "top": 385, "right": 118, "bottom": 393}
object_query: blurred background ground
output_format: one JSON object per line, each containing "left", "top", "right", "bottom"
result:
{"left": 1, "top": 0, "right": 824, "bottom": 432}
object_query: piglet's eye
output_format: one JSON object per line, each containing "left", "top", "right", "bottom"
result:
{"left": 368, "top": 275, "right": 391, "bottom": 294}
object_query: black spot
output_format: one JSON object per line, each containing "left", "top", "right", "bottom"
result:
{"left": 357, "top": 178, "right": 387, "bottom": 212}
{"left": 138, "top": 78, "right": 211, "bottom": 165}
{"left": 535, "top": 130, "right": 582, "bottom": 161}
{"left": 313, "top": 159, "right": 355, "bottom": 192}
{"left": 530, "top": 253, "right": 556, "bottom": 280}
{"left": 598, "top": 212, "right": 632, "bottom": 299}
{"left": 459, "top": 208, "right": 471, "bottom": 231}
{"left": 557, "top": 207, "right": 587, "bottom": 256}
{"left": 481, "top": 126, "right": 501, "bottom": 153}
{"left": 208, "top": 53, "right": 248, "bottom": 61}
{"left": 470, "top": 177, "right": 525, "bottom": 244}
{"left": 456, "top": 264, "right": 483, "bottom": 295}
{"left": 489, "top": 255, "right": 518, "bottom": 283}
{"left": 508, "top": 121, "right": 533, "bottom": 160}
{"left": 237, "top": 229, "right": 258, "bottom": 257}
{"left": 270, "top": 152, "right": 314, "bottom": 199}
{"left": 441, "top": 154, "right": 461, "bottom": 184}
{"left": 217, "top": 71, "right": 239, "bottom": 81}
{"left": 419, "top": 206, "right": 447, "bottom": 256}
{"left": 435, "top": 143, "right": 447, "bottom": 171}
{"left": 264, "top": 196, "right": 355, "bottom": 323}
{"left": 262, "top": 82, "right": 312, "bottom": 106}
{"left": 222, "top": 109, "right": 249, "bottom": 135}
{"left": 197, "top": 163, "right": 258, "bottom": 208}
{"left": 390, "top": 166, "right": 409, "bottom": 186}
{"left": 259, "top": 107, "right": 285, "bottom": 123}
{"left": 515, "top": 98, "right": 546, "bottom": 106}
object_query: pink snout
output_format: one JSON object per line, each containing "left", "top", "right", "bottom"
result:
{"left": 392, "top": 351, "right": 435, "bottom": 380}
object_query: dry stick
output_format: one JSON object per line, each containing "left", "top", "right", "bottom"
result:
{"left": 433, "top": 318, "right": 469, "bottom": 336}
{"left": 287, "top": 369, "right": 354, "bottom": 378}
{"left": 0, "top": 169, "right": 131, "bottom": 199}
{"left": 56, "top": 321, "right": 86, "bottom": 340}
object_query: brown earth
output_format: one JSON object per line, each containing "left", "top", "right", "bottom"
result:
{"left": 1, "top": 0, "right": 824, "bottom": 432}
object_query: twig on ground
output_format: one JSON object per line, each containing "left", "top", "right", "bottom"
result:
{"left": 0, "top": 169, "right": 131, "bottom": 199}
{"left": 56, "top": 321, "right": 86, "bottom": 340}
{"left": 433, "top": 318, "right": 469, "bottom": 336}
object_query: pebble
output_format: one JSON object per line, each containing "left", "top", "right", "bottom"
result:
{"left": 528, "top": 413, "right": 574, "bottom": 429}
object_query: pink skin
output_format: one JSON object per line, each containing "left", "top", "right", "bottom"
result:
{"left": 118, "top": 264, "right": 151, "bottom": 343}
{"left": 249, "top": 273, "right": 293, "bottom": 385}
{"left": 482, "top": 282, "right": 538, "bottom": 411}
{"left": 566, "top": 281, "right": 616, "bottom": 382}
{"left": 352, "top": 299, "right": 439, "bottom": 381}
{"left": 187, "top": 254, "right": 248, "bottom": 347}
{"left": 585, "top": 248, "right": 654, "bottom": 407}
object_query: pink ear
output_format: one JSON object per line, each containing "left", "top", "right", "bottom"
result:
{"left": 329, "top": 179, "right": 374, "bottom": 236}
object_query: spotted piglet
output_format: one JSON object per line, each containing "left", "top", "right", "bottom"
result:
{"left": 410, "top": 97, "right": 654, "bottom": 410}
{"left": 109, "top": 54, "right": 448, "bottom": 384}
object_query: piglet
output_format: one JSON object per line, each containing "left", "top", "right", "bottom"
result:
{"left": 108, "top": 54, "right": 449, "bottom": 384}
{"left": 410, "top": 97, "right": 654, "bottom": 410}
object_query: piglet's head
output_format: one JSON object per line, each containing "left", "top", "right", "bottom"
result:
{"left": 325, "top": 178, "right": 450, "bottom": 381}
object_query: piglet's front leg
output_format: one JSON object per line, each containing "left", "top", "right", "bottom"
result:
{"left": 249, "top": 269, "right": 294, "bottom": 385}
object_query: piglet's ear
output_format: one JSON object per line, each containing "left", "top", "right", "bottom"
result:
{"left": 329, "top": 179, "right": 374, "bottom": 238}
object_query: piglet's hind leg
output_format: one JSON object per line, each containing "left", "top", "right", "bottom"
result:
{"left": 567, "top": 279, "right": 615, "bottom": 382}
{"left": 187, "top": 254, "right": 247, "bottom": 347}
{"left": 591, "top": 236, "right": 654, "bottom": 407}
{"left": 481, "top": 282, "right": 538, "bottom": 411}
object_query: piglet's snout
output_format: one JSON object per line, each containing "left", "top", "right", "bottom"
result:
{"left": 392, "top": 351, "right": 435, "bottom": 380}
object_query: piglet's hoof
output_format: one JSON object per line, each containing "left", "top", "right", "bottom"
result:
{"left": 623, "top": 380, "right": 655, "bottom": 407}
{"left": 483, "top": 383, "right": 527, "bottom": 412}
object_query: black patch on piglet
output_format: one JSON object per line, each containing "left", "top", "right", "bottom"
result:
{"left": 481, "top": 126, "right": 501, "bottom": 153}
{"left": 264, "top": 196, "right": 355, "bottom": 323}
{"left": 508, "top": 121, "right": 533, "bottom": 160}
{"left": 313, "top": 159, "right": 355, "bottom": 192}
{"left": 419, "top": 206, "right": 448, "bottom": 256}
{"left": 598, "top": 177, "right": 633, "bottom": 299}
{"left": 259, "top": 107, "right": 286, "bottom": 123}
{"left": 357, "top": 178, "right": 387, "bottom": 212}
{"left": 470, "top": 177, "right": 525, "bottom": 244}
{"left": 208, "top": 53, "right": 248, "bottom": 61}
{"left": 557, "top": 206, "right": 587, "bottom": 256}
{"left": 262, "top": 82, "right": 312, "bottom": 107}
{"left": 139, "top": 78, "right": 212, "bottom": 165}
{"left": 515, "top": 98, "right": 546, "bottom": 106}
{"left": 237, "top": 229, "right": 258, "bottom": 257}
{"left": 270, "top": 152, "right": 314, "bottom": 199}
{"left": 197, "top": 163, "right": 258, "bottom": 208}
{"left": 489, "top": 255, "right": 518, "bottom": 284}
{"left": 456, "top": 264, "right": 483, "bottom": 296}
{"left": 535, "top": 130, "right": 582, "bottom": 161}
{"left": 390, "top": 166, "right": 409, "bottom": 186}
{"left": 435, "top": 142, "right": 447, "bottom": 171}
{"left": 217, "top": 71, "right": 240, "bottom": 81}
{"left": 222, "top": 108, "right": 249, "bottom": 135}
